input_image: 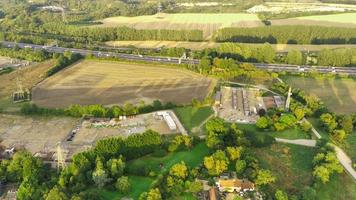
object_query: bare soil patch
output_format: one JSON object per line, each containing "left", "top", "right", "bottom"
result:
{"left": 0, "top": 114, "right": 77, "bottom": 154}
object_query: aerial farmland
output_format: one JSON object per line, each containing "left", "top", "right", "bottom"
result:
{"left": 97, "top": 13, "right": 262, "bottom": 38}
{"left": 32, "top": 60, "right": 215, "bottom": 108}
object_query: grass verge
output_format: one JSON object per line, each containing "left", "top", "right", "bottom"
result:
{"left": 174, "top": 106, "right": 214, "bottom": 133}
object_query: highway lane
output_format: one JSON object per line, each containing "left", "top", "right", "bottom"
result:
{"left": 1, "top": 41, "right": 356, "bottom": 74}
{"left": 0, "top": 41, "right": 200, "bottom": 65}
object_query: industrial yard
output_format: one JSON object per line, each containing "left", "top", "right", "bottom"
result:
{"left": 216, "top": 86, "right": 285, "bottom": 123}
{"left": 32, "top": 61, "right": 215, "bottom": 108}
{"left": 0, "top": 110, "right": 185, "bottom": 161}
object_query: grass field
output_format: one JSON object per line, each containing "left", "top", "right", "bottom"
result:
{"left": 238, "top": 123, "right": 310, "bottom": 140}
{"left": 100, "top": 176, "right": 154, "bottom": 200}
{"left": 102, "top": 142, "right": 210, "bottom": 199}
{"left": 126, "top": 142, "right": 210, "bottom": 175}
{"left": 174, "top": 106, "right": 214, "bottom": 133}
{"left": 283, "top": 76, "right": 356, "bottom": 114}
{"left": 314, "top": 173, "right": 356, "bottom": 200}
{"left": 32, "top": 60, "right": 215, "bottom": 108}
{"left": 98, "top": 13, "right": 262, "bottom": 38}
{"left": 254, "top": 143, "right": 356, "bottom": 199}
{"left": 254, "top": 143, "right": 316, "bottom": 195}
{"left": 0, "top": 60, "right": 54, "bottom": 112}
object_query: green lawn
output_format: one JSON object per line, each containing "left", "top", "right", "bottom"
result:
{"left": 127, "top": 142, "right": 210, "bottom": 175}
{"left": 238, "top": 123, "right": 309, "bottom": 140}
{"left": 100, "top": 176, "right": 154, "bottom": 200}
{"left": 174, "top": 106, "right": 214, "bottom": 133}
{"left": 254, "top": 143, "right": 316, "bottom": 195}
{"left": 314, "top": 173, "right": 356, "bottom": 200}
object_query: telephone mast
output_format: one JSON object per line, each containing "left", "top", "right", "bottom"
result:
{"left": 56, "top": 143, "right": 66, "bottom": 171}
{"left": 285, "top": 87, "right": 292, "bottom": 111}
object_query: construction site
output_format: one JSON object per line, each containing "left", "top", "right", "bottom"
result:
{"left": 215, "top": 86, "right": 285, "bottom": 123}
{"left": 0, "top": 110, "right": 185, "bottom": 166}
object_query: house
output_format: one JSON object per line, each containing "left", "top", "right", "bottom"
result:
{"left": 216, "top": 178, "right": 255, "bottom": 193}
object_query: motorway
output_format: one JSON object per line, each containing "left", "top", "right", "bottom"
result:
{"left": 1, "top": 41, "right": 356, "bottom": 75}
{"left": 0, "top": 41, "right": 200, "bottom": 65}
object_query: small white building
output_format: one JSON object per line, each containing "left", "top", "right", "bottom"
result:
{"left": 156, "top": 111, "right": 177, "bottom": 131}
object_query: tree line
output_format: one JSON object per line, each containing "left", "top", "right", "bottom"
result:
{"left": 20, "top": 100, "right": 175, "bottom": 118}
{"left": 46, "top": 51, "right": 82, "bottom": 76}
{"left": 216, "top": 26, "right": 356, "bottom": 44}
{"left": 0, "top": 44, "right": 50, "bottom": 62}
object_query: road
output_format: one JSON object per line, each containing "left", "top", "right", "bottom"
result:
{"left": 275, "top": 138, "right": 317, "bottom": 147}
{"left": 2, "top": 41, "right": 356, "bottom": 75}
{"left": 0, "top": 41, "right": 200, "bottom": 65}
{"left": 253, "top": 62, "right": 356, "bottom": 75}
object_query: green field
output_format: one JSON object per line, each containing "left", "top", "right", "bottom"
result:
{"left": 314, "top": 173, "right": 356, "bottom": 200}
{"left": 255, "top": 144, "right": 315, "bottom": 194}
{"left": 254, "top": 143, "right": 356, "bottom": 199}
{"left": 101, "top": 142, "right": 209, "bottom": 199}
{"left": 100, "top": 13, "right": 260, "bottom": 27}
{"left": 126, "top": 142, "right": 210, "bottom": 175}
{"left": 238, "top": 123, "right": 309, "bottom": 140}
{"left": 295, "top": 13, "right": 356, "bottom": 24}
{"left": 254, "top": 143, "right": 316, "bottom": 195}
{"left": 174, "top": 106, "right": 214, "bottom": 133}
{"left": 283, "top": 76, "right": 356, "bottom": 114}
{"left": 100, "top": 176, "right": 154, "bottom": 200}
{"left": 99, "top": 13, "right": 262, "bottom": 38}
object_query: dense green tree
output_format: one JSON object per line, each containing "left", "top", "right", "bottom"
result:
{"left": 286, "top": 50, "right": 303, "bottom": 65}
{"left": 340, "top": 116, "right": 354, "bottom": 134}
{"left": 92, "top": 157, "right": 110, "bottom": 188}
{"left": 226, "top": 146, "right": 243, "bottom": 161}
{"left": 106, "top": 157, "right": 125, "bottom": 179}
{"left": 188, "top": 181, "right": 203, "bottom": 194}
{"left": 169, "top": 162, "right": 188, "bottom": 180}
{"left": 275, "top": 190, "right": 289, "bottom": 200}
{"left": 115, "top": 176, "right": 131, "bottom": 194}
{"left": 320, "top": 113, "right": 337, "bottom": 132}
{"left": 216, "top": 26, "right": 356, "bottom": 45}
{"left": 332, "top": 129, "right": 346, "bottom": 142}
{"left": 45, "top": 187, "right": 68, "bottom": 200}
{"left": 235, "top": 160, "right": 247, "bottom": 175}
{"left": 204, "top": 150, "right": 229, "bottom": 176}
{"left": 300, "top": 121, "right": 312, "bottom": 133}
{"left": 256, "top": 117, "right": 269, "bottom": 129}
{"left": 255, "top": 169, "right": 276, "bottom": 186}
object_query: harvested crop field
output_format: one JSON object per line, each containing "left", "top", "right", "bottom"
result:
{"left": 106, "top": 41, "right": 356, "bottom": 52}
{"left": 97, "top": 13, "right": 262, "bottom": 38}
{"left": 32, "top": 61, "right": 215, "bottom": 108}
{"left": 283, "top": 76, "right": 356, "bottom": 114}
{"left": 271, "top": 13, "right": 356, "bottom": 28}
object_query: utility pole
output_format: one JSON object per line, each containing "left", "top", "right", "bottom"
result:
{"left": 56, "top": 143, "right": 66, "bottom": 171}
{"left": 285, "top": 87, "right": 292, "bottom": 111}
